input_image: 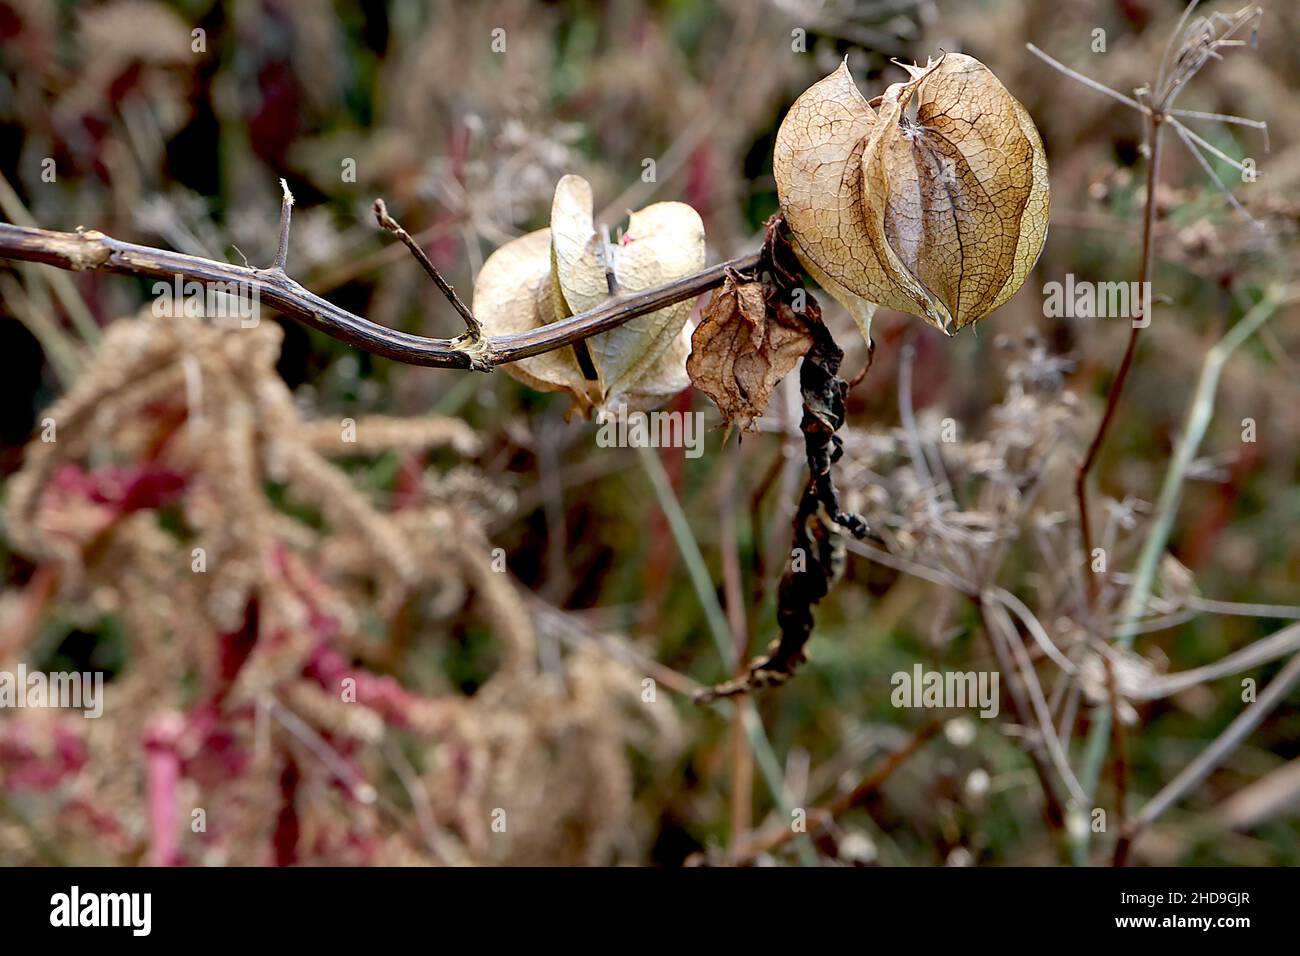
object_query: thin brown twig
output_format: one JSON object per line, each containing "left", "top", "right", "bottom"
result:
{"left": 372, "top": 198, "right": 482, "bottom": 341}
{"left": 1103, "top": 654, "right": 1131, "bottom": 865}
{"left": 829, "top": 720, "right": 943, "bottom": 812}
{"left": 974, "top": 594, "right": 1068, "bottom": 833}
{"left": 1039, "top": 11, "right": 1271, "bottom": 849}
{"left": 1032, "top": 5, "right": 1264, "bottom": 611}
{"left": 717, "top": 718, "right": 943, "bottom": 864}
{"left": 0, "top": 219, "right": 757, "bottom": 373}
{"left": 848, "top": 333, "right": 876, "bottom": 390}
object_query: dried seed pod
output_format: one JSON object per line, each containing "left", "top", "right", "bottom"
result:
{"left": 774, "top": 54, "right": 1049, "bottom": 335}
{"left": 550, "top": 175, "right": 705, "bottom": 402}
{"left": 473, "top": 174, "right": 705, "bottom": 414}
{"left": 467, "top": 227, "right": 594, "bottom": 410}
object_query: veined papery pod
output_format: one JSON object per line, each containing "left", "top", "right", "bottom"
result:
{"left": 473, "top": 174, "right": 706, "bottom": 415}
{"left": 774, "top": 54, "right": 1049, "bottom": 336}
{"left": 470, "top": 226, "right": 592, "bottom": 408}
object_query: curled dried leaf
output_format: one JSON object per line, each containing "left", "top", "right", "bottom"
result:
{"left": 686, "top": 271, "right": 813, "bottom": 430}
{"left": 774, "top": 54, "right": 1050, "bottom": 335}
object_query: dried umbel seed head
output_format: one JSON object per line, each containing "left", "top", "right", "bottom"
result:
{"left": 774, "top": 54, "right": 1050, "bottom": 336}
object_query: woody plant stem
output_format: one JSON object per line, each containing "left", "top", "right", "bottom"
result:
{"left": 0, "top": 190, "right": 757, "bottom": 373}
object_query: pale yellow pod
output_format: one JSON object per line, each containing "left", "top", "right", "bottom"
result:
{"left": 471, "top": 227, "right": 595, "bottom": 414}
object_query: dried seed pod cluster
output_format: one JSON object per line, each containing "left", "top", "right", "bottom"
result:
{"left": 478, "top": 55, "right": 1047, "bottom": 418}
{"left": 774, "top": 54, "right": 1050, "bottom": 336}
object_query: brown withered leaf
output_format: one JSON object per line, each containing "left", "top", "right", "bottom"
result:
{"left": 686, "top": 271, "right": 814, "bottom": 429}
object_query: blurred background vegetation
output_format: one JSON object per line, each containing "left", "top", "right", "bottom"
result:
{"left": 1, "top": 0, "right": 1297, "bottom": 866}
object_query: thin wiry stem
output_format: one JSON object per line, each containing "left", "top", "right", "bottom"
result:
{"left": 1169, "top": 120, "right": 1258, "bottom": 225}
{"left": 1079, "top": 289, "right": 1286, "bottom": 858}
{"left": 1074, "top": 111, "right": 1164, "bottom": 607}
{"left": 715, "top": 718, "right": 943, "bottom": 866}
{"left": 845, "top": 538, "right": 972, "bottom": 594}
{"left": 1168, "top": 117, "right": 1250, "bottom": 172}
{"left": 1105, "top": 654, "right": 1132, "bottom": 866}
{"left": 843, "top": 539, "right": 1076, "bottom": 675}
{"left": 1034, "top": 5, "right": 1268, "bottom": 866}
{"left": 1138, "top": 622, "right": 1300, "bottom": 700}
{"left": 1187, "top": 596, "right": 1300, "bottom": 621}
{"left": 382, "top": 740, "right": 455, "bottom": 864}
{"left": 1154, "top": 0, "right": 1204, "bottom": 99}
{"left": 268, "top": 699, "right": 376, "bottom": 805}
{"left": 1113, "top": 289, "right": 1285, "bottom": 643}
{"left": 1032, "top": 6, "right": 1267, "bottom": 604}
{"left": 1024, "top": 45, "right": 1149, "bottom": 114}
{"left": 986, "top": 598, "right": 1087, "bottom": 807}
{"left": 1115, "top": 650, "right": 1300, "bottom": 863}
{"left": 635, "top": 444, "right": 817, "bottom": 865}
{"left": 976, "top": 595, "right": 1069, "bottom": 833}
{"left": 1168, "top": 108, "right": 1269, "bottom": 150}
{"left": 1156, "top": 7, "right": 1262, "bottom": 113}
{"left": 992, "top": 586, "right": 1077, "bottom": 675}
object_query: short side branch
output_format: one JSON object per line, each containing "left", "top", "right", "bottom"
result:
{"left": 372, "top": 198, "right": 482, "bottom": 341}
{"left": 271, "top": 178, "right": 294, "bottom": 273}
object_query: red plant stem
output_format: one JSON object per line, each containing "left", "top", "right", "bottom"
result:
{"left": 1076, "top": 114, "right": 1164, "bottom": 601}
{"left": 143, "top": 712, "right": 185, "bottom": 866}
{"left": 2, "top": 563, "right": 58, "bottom": 663}
{"left": 273, "top": 759, "right": 301, "bottom": 866}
